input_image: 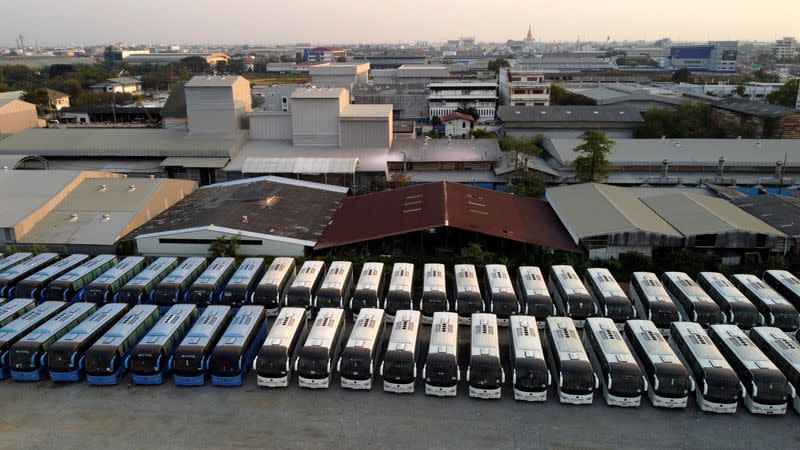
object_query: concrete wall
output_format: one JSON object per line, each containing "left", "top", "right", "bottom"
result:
{"left": 250, "top": 113, "right": 293, "bottom": 140}
{"left": 135, "top": 228, "right": 307, "bottom": 257}
{"left": 0, "top": 100, "right": 38, "bottom": 135}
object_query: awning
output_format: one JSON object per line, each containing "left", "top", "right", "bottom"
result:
{"left": 160, "top": 157, "right": 230, "bottom": 169}
{"left": 0, "top": 154, "right": 48, "bottom": 170}
{"left": 243, "top": 157, "right": 359, "bottom": 175}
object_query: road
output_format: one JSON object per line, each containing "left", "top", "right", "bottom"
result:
{"left": 1, "top": 322, "right": 799, "bottom": 449}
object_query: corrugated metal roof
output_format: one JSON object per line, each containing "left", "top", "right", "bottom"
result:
{"left": 160, "top": 157, "right": 230, "bottom": 169}
{"left": 546, "top": 138, "right": 800, "bottom": 168}
{"left": 340, "top": 104, "right": 393, "bottom": 119}
{"left": 291, "top": 87, "right": 347, "bottom": 99}
{"left": 242, "top": 157, "right": 358, "bottom": 174}
{"left": 642, "top": 193, "right": 785, "bottom": 237}
{"left": 388, "top": 138, "right": 501, "bottom": 163}
{"left": 315, "top": 182, "right": 580, "bottom": 252}
{"left": 732, "top": 194, "right": 800, "bottom": 237}
{"left": 185, "top": 75, "right": 243, "bottom": 88}
{"left": 226, "top": 140, "right": 388, "bottom": 173}
{"left": 713, "top": 98, "right": 800, "bottom": 119}
{"left": 0, "top": 128, "right": 247, "bottom": 158}
{"left": 546, "top": 183, "right": 682, "bottom": 240}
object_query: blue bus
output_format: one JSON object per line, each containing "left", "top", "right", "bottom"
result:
{"left": 186, "top": 258, "right": 237, "bottom": 306}
{"left": 219, "top": 258, "right": 265, "bottom": 306}
{"left": 151, "top": 257, "right": 207, "bottom": 306}
{"left": 0, "top": 253, "right": 32, "bottom": 274}
{"left": 42, "top": 255, "right": 118, "bottom": 302}
{"left": 0, "top": 301, "right": 68, "bottom": 379}
{"left": 8, "top": 302, "right": 97, "bottom": 381}
{"left": 210, "top": 305, "right": 266, "bottom": 386}
{"left": 0, "top": 253, "right": 60, "bottom": 298}
{"left": 130, "top": 304, "right": 197, "bottom": 385}
{"left": 85, "top": 305, "right": 161, "bottom": 385}
{"left": 116, "top": 257, "right": 180, "bottom": 305}
{"left": 13, "top": 255, "right": 89, "bottom": 301}
{"left": 82, "top": 257, "right": 147, "bottom": 304}
{"left": 171, "top": 305, "right": 232, "bottom": 386}
{"left": 47, "top": 303, "right": 130, "bottom": 382}
{"left": 0, "top": 298, "right": 36, "bottom": 327}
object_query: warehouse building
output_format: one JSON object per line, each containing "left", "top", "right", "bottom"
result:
{"left": 710, "top": 99, "right": 800, "bottom": 139}
{"left": 546, "top": 183, "right": 684, "bottom": 259}
{"left": 314, "top": 181, "right": 580, "bottom": 256}
{"left": 127, "top": 176, "right": 348, "bottom": 257}
{"left": 731, "top": 194, "right": 800, "bottom": 253}
{"left": 542, "top": 138, "right": 800, "bottom": 186}
{"left": 17, "top": 177, "right": 195, "bottom": 254}
{"left": 0, "top": 99, "right": 39, "bottom": 135}
{"left": 498, "top": 105, "right": 643, "bottom": 139}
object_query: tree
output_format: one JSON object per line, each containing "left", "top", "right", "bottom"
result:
{"left": 513, "top": 172, "right": 546, "bottom": 198}
{"left": 181, "top": 56, "right": 211, "bottom": 74}
{"left": 455, "top": 105, "right": 480, "bottom": 121}
{"left": 734, "top": 85, "right": 746, "bottom": 97}
{"left": 549, "top": 84, "right": 593, "bottom": 106}
{"left": 335, "top": 56, "right": 348, "bottom": 63}
{"left": 387, "top": 171, "right": 411, "bottom": 189}
{"left": 430, "top": 115, "right": 442, "bottom": 126}
{"left": 209, "top": 235, "right": 240, "bottom": 258}
{"left": 487, "top": 57, "right": 510, "bottom": 74}
{"left": 21, "top": 88, "right": 50, "bottom": 107}
{"left": 635, "top": 102, "right": 712, "bottom": 139}
{"left": 671, "top": 67, "right": 691, "bottom": 83}
{"left": 464, "top": 242, "right": 495, "bottom": 266}
{"left": 573, "top": 131, "right": 614, "bottom": 183}
{"left": 766, "top": 80, "right": 800, "bottom": 107}
{"left": 294, "top": 52, "right": 304, "bottom": 63}
{"left": 215, "top": 60, "right": 229, "bottom": 74}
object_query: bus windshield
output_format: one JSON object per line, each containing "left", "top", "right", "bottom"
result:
{"left": 753, "top": 369, "right": 788, "bottom": 404}
{"left": 86, "top": 347, "right": 120, "bottom": 375}
{"left": 210, "top": 347, "right": 242, "bottom": 377}
{"left": 609, "top": 363, "right": 643, "bottom": 397}
{"left": 315, "top": 288, "right": 342, "bottom": 308}
{"left": 383, "top": 350, "right": 415, "bottom": 383}
{"left": 47, "top": 346, "right": 74, "bottom": 372}
{"left": 286, "top": 290, "right": 311, "bottom": 308}
{"left": 426, "top": 353, "right": 458, "bottom": 387}
{"left": 187, "top": 287, "right": 212, "bottom": 305}
{"left": 9, "top": 343, "right": 41, "bottom": 371}
{"left": 220, "top": 287, "right": 247, "bottom": 305}
{"left": 131, "top": 348, "right": 162, "bottom": 374}
{"left": 256, "top": 346, "right": 288, "bottom": 377}
{"left": 83, "top": 287, "right": 108, "bottom": 303}
{"left": 654, "top": 363, "right": 689, "bottom": 398}
{"left": 514, "top": 358, "right": 549, "bottom": 392}
{"left": 703, "top": 367, "right": 739, "bottom": 404}
{"left": 560, "top": 360, "right": 595, "bottom": 395}
{"left": 469, "top": 355, "right": 503, "bottom": 389}
{"left": 116, "top": 288, "right": 143, "bottom": 305}
{"left": 152, "top": 285, "right": 180, "bottom": 305}
{"left": 297, "top": 347, "right": 330, "bottom": 379}
{"left": 253, "top": 285, "right": 280, "bottom": 307}
{"left": 340, "top": 348, "right": 372, "bottom": 380}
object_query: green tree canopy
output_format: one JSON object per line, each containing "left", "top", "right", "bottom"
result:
{"left": 766, "top": 80, "right": 799, "bottom": 108}
{"left": 549, "top": 84, "right": 594, "bottom": 106}
{"left": 487, "top": 58, "right": 511, "bottom": 74}
{"left": 573, "top": 131, "right": 614, "bottom": 183}
{"left": 671, "top": 67, "right": 691, "bottom": 83}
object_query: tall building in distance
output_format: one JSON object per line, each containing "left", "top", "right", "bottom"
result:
{"left": 667, "top": 41, "right": 739, "bottom": 73}
{"left": 773, "top": 37, "right": 798, "bottom": 60}
{"left": 526, "top": 25, "right": 533, "bottom": 43}
{"left": 498, "top": 67, "right": 550, "bottom": 106}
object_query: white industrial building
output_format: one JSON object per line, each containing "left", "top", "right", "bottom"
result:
{"left": 127, "top": 176, "right": 348, "bottom": 257}
{"left": 498, "top": 67, "right": 550, "bottom": 106}
{"left": 308, "top": 62, "right": 370, "bottom": 88}
{"left": 428, "top": 81, "right": 498, "bottom": 123}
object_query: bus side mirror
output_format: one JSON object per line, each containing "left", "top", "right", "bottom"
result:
{"left": 788, "top": 383, "right": 796, "bottom": 399}
{"left": 379, "top": 362, "right": 384, "bottom": 376}
{"left": 293, "top": 359, "right": 298, "bottom": 372}
{"left": 558, "top": 373, "right": 563, "bottom": 388}
{"left": 286, "top": 359, "right": 290, "bottom": 373}
{"left": 252, "top": 356, "right": 258, "bottom": 371}
{"left": 547, "top": 370, "right": 552, "bottom": 386}
{"left": 642, "top": 376, "right": 648, "bottom": 392}
{"left": 594, "top": 374, "right": 600, "bottom": 390}
{"left": 421, "top": 365, "right": 426, "bottom": 380}
{"left": 702, "top": 380, "right": 708, "bottom": 396}
{"left": 689, "top": 376, "right": 695, "bottom": 392}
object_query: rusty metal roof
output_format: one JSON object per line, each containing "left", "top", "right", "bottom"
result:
{"left": 314, "top": 182, "right": 580, "bottom": 252}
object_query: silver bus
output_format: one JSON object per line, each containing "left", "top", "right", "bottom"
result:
{"left": 314, "top": 261, "right": 354, "bottom": 310}
{"left": 295, "top": 307, "right": 345, "bottom": 389}
{"left": 285, "top": 261, "right": 326, "bottom": 315}
{"left": 380, "top": 310, "right": 421, "bottom": 394}
{"left": 421, "top": 263, "right": 449, "bottom": 320}
{"left": 584, "top": 268, "right": 635, "bottom": 328}
{"left": 515, "top": 267, "right": 554, "bottom": 324}
{"left": 384, "top": 263, "right": 414, "bottom": 321}
{"left": 338, "top": 307, "right": 385, "bottom": 390}
{"left": 484, "top": 264, "right": 520, "bottom": 326}
{"left": 254, "top": 307, "right": 308, "bottom": 387}
{"left": 43, "top": 255, "right": 118, "bottom": 303}
{"left": 544, "top": 316, "right": 598, "bottom": 405}
{"left": 454, "top": 264, "right": 483, "bottom": 324}
{"left": 750, "top": 326, "right": 800, "bottom": 415}
{"left": 629, "top": 272, "right": 680, "bottom": 334}
{"left": 763, "top": 270, "right": 800, "bottom": 309}
{"left": 548, "top": 265, "right": 594, "bottom": 328}
{"left": 584, "top": 317, "right": 645, "bottom": 407}
{"left": 661, "top": 272, "right": 722, "bottom": 327}
{"left": 508, "top": 315, "right": 550, "bottom": 402}
{"left": 732, "top": 274, "right": 800, "bottom": 331}
{"left": 468, "top": 313, "right": 505, "bottom": 399}
{"left": 253, "top": 257, "right": 296, "bottom": 315}
{"left": 423, "top": 311, "right": 460, "bottom": 397}
{"left": 624, "top": 319, "right": 691, "bottom": 408}
{"left": 350, "top": 262, "right": 384, "bottom": 318}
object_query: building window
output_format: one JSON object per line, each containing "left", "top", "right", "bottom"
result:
{"left": 755, "top": 234, "right": 767, "bottom": 248}
{"left": 693, "top": 234, "right": 717, "bottom": 248}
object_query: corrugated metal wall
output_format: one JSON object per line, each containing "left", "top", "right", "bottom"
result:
{"left": 292, "top": 99, "right": 341, "bottom": 146}
{"left": 250, "top": 114, "right": 292, "bottom": 140}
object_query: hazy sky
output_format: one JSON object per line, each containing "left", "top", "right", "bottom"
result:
{"left": 1, "top": 0, "right": 797, "bottom": 46}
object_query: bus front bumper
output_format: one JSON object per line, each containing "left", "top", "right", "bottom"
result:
{"left": 425, "top": 383, "right": 457, "bottom": 397}
{"left": 341, "top": 376, "right": 372, "bottom": 390}
{"left": 257, "top": 374, "right": 289, "bottom": 388}
{"left": 298, "top": 375, "right": 331, "bottom": 389}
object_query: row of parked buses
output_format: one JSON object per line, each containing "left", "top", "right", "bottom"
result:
{"left": 3, "top": 295, "right": 800, "bottom": 417}
{"left": 2, "top": 253, "right": 800, "bottom": 334}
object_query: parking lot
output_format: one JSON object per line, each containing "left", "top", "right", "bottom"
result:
{"left": 2, "top": 322, "right": 800, "bottom": 450}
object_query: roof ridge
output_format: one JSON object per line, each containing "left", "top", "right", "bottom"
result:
{"left": 594, "top": 184, "right": 639, "bottom": 231}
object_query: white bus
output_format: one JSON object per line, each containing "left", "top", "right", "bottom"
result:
{"left": 709, "top": 324, "right": 788, "bottom": 415}
{"left": 584, "top": 317, "right": 646, "bottom": 407}
{"left": 384, "top": 263, "right": 414, "bottom": 322}
{"left": 468, "top": 313, "right": 504, "bottom": 399}
{"left": 423, "top": 311, "right": 460, "bottom": 397}
{"left": 453, "top": 264, "right": 483, "bottom": 324}
{"left": 314, "top": 261, "right": 353, "bottom": 310}
{"left": 732, "top": 274, "right": 800, "bottom": 332}
{"left": 295, "top": 307, "right": 345, "bottom": 388}
{"left": 629, "top": 272, "right": 680, "bottom": 334}
{"left": 515, "top": 267, "right": 554, "bottom": 324}
{"left": 508, "top": 315, "right": 550, "bottom": 402}
{"left": 544, "top": 316, "right": 597, "bottom": 405}
{"left": 584, "top": 268, "right": 635, "bottom": 329}
{"left": 420, "top": 264, "right": 449, "bottom": 321}
{"left": 338, "top": 308, "right": 385, "bottom": 390}
{"left": 661, "top": 272, "right": 722, "bottom": 327}
{"left": 350, "top": 263, "right": 384, "bottom": 318}
{"left": 253, "top": 257, "right": 296, "bottom": 315}
{"left": 763, "top": 270, "right": 800, "bottom": 309}
{"left": 750, "top": 326, "right": 800, "bottom": 414}
{"left": 548, "top": 266, "right": 594, "bottom": 328}
{"left": 285, "top": 261, "right": 326, "bottom": 315}
{"left": 380, "top": 310, "right": 421, "bottom": 394}
{"left": 484, "top": 264, "right": 519, "bottom": 326}
{"left": 669, "top": 321, "right": 741, "bottom": 414}
{"left": 697, "top": 272, "right": 759, "bottom": 329}
{"left": 254, "top": 307, "right": 308, "bottom": 387}
{"left": 624, "top": 320, "right": 691, "bottom": 408}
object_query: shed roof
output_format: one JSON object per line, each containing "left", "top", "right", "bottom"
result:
{"left": 641, "top": 193, "right": 784, "bottom": 237}
{"left": 125, "top": 176, "right": 347, "bottom": 245}
{"left": 388, "top": 137, "right": 501, "bottom": 163}
{"left": 440, "top": 112, "right": 476, "bottom": 123}
{"left": 315, "top": 182, "right": 580, "bottom": 252}
{"left": 731, "top": 194, "right": 800, "bottom": 238}
{"left": 498, "top": 105, "right": 643, "bottom": 123}
{"left": 185, "top": 75, "right": 243, "bottom": 88}
{"left": 713, "top": 98, "right": 800, "bottom": 119}
{"left": 291, "top": 87, "right": 347, "bottom": 99}
{"left": 545, "top": 183, "right": 682, "bottom": 241}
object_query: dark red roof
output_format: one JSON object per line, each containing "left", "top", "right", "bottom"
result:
{"left": 440, "top": 112, "right": 476, "bottom": 123}
{"left": 315, "top": 182, "right": 580, "bottom": 252}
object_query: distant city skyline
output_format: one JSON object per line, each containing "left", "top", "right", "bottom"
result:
{"left": 0, "top": 0, "right": 797, "bottom": 47}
